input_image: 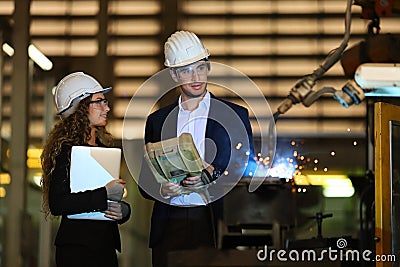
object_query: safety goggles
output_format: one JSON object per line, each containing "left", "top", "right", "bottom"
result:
{"left": 174, "top": 61, "right": 209, "bottom": 81}
{"left": 89, "top": 98, "right": 109, "bottom": 108}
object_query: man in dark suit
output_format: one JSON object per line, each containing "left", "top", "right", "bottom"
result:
{"left": 138, "top": 30, "right": 255, "bottom": 267}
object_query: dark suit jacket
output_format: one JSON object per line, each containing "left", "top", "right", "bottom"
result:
{"left": 49, "top": 144, "right": 130, "bottom": 253}
{"left": 138, "top": 93, "right": 255, "bottom": 248}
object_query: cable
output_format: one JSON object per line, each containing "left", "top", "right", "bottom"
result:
{"left": 274, "top": 0, "right": 354, "bottom": 119}
{"left": 312, "top": 0, "right": 353, "bottom": 79}
{"left": 302, "top": 87, "right": 337, "bottom": 107}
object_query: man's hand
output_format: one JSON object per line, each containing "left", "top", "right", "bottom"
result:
{"left": 204, "top": 164, "right": 214, "bottom": 176}
{"left": 160, "top": 182, "right": 182, "bottom": 198}
{"left": 181, "top": 175, "right": 203, "bottom": 187}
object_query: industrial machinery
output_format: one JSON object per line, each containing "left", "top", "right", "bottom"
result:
{"left": 274, "top": 0, "right": 400, "bottom": 120}
{"left": 219, "top": 0, "right": 400, "bottom": 262}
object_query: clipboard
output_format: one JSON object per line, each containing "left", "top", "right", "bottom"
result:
{"left": 68, "top": 146, "right": 121, "bottom": 220}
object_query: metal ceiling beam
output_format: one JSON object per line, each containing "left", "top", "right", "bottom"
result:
{"left": 6, "top": 1, "right": 30, "bottom": 267}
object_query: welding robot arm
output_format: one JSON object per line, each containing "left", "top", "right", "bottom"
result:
{"left": 276, "top": 62, "right": 400, "bottom": 122}
{"left": 274, "top": 0, "right": 354, "bottom": 121}
{"left": 278, "top": 62, "right": 400, "bottom": 117}
{"left": 271, "top": 0, "right": 400, "bottom": 123}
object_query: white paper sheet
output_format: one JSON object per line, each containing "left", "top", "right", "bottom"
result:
{"left": 67, "top": 146, "right": 121, "bottom": 220}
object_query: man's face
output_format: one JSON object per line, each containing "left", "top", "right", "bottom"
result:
{"left": 174, "top": 60, "right": 209, "bottom": 99}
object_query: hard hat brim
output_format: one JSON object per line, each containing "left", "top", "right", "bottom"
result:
{"left": 165, "top": 55, "right": 209, "bottom": 68}
{"left": 56, "top": 86, "right": 112, "bottom": 115}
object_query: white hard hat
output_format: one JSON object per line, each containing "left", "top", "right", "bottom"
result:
{"left": 54, "top": 71, "right": 111, "bottom": 118}
{"left": 164, "top": 31, "right": 210, "bottom": 68}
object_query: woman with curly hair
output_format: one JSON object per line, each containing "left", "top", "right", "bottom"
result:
{"left": 41, "top": 72, "right": 130, "bottom": 267}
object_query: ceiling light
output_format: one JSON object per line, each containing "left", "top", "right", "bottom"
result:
{"left": 0, "top": 173, "right": 11, "bottom": 185}
{"left": 2, "top": 42, "right": 53, "bottom": 71}
{"left": 0, "top": 187, "right": 6, "bottom": 198}
{"left": 28, "top": 44, "right": 53, "bottom": 71}
{"left": 2, "top": 43, "right": 14, "bottom": 56}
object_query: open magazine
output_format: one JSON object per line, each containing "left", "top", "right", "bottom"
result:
{"left": 144, "top": 133, "right": 211, "bottom": 194}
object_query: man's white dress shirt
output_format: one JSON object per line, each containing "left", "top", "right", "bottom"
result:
{"left": 170, "top": 92, "right": 211, "bottom": 206}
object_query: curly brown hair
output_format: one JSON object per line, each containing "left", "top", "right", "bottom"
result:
{"left": 40, "top": 96, "right": 113, "bottom": 218}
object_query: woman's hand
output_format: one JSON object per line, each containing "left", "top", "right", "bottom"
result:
{"left": 104, "top": 201, "right": 123, "bottom": 220}
{"left": 105, "top": 179, "right": 126, "bottom": 201}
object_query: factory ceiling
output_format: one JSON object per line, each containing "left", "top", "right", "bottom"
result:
{"left": 1, "top": 0, "right": 399, "bottom": 144}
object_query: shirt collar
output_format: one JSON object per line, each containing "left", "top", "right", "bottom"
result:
{"left": 178, "top": 91, "right": 210, "bottom": 112}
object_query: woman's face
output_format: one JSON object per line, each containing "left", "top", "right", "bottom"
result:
{"left": 88, "top": 93, "right": 110, "bottom": 127}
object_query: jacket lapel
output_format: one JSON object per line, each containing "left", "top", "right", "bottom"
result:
{"left": 159, "top": 104, "right": 179, "bottom": 141}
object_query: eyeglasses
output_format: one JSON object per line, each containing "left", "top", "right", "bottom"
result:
{"left": 89, "top": 98, "right": 109, "bottom": 108}
{"left": 174, "top": 62, "right": 209, "bottom": 81}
